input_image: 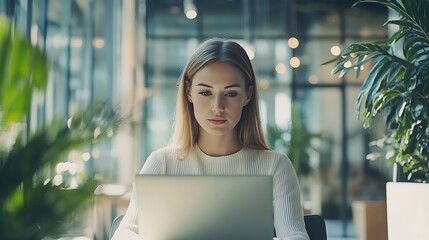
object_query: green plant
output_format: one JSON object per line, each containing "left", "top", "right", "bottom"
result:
{"left": 266, "top": 103, "right": 323, "bottom": 177}
{"left": 324, "top": 0, "right": 429, "bottom": 182}
{"left": 0, "top": 16, "right": 122, "bottom": 239}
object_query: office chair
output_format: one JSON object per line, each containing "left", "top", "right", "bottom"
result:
{"left": 109, "top": 214, "right": 124, "bottom": 239}
{"left": 304, "top": 214, "right": 327, "bottom": 240}
{"left": 109, "top": 214, "right": 327, "bottom": 240}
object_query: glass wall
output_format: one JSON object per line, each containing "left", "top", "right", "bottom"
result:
{"left": 143, "top": 0, "right": 389, "bottom": 237}
{"left": 29, "top": 0, "right": 123, "bottom": 183}
{"left": 1, "top": 0, "right": 136, "bottom": 238}
{"left": 2, "top": 0, "right": 391, "bottom": 238}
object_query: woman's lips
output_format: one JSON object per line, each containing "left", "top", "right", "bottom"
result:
{"left": 208, "top": 119, "right": 227, "bottom": 125}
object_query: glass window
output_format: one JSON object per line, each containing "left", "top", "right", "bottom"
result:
{"left": 0, "top": 1, "right": 6, "bottom": 14}
{"left": 144, "top": 38, "right": 201, "bottom": 162}
{"left": 146, "top": 38, "right": 199, "bottom": 87}
{"left": 294, "top": 39, "right": 342, "bottom": 84}
{"left": 147, "top": 1, "right": 198, "bottom": 37}
{"left": 296, "top": 4, "right": 341, "bottom": 37}
{"left": 346, "top": 87, "right": 388, "bottom": 202}
{"left": 252, "top": 39, "right": 292, "bottom": 84}
{"left": 13, "top": 0, "right": 29, "bottom": 34}
{"left": 201, "top": 0, "right": 245, "bottom": 37}
{"left": 45, "top": 0, "right": 72, "bottom": 119}
{"left": 144, "top": 0, "right": 390, "bottom": 228}
{"left": 5, "top": 0, "right": 395, "bottom": 237}
{"left": 259, "top": 85, "right": 291, "bottom": 128}
{"left": 275, "top": 92, "right": 292, "bottom": 128}
{"left": 296, "top": 88, "right": 343, "bottom": 217}
{"left": 252, "top": 0, "right": 288, "bottom": 38}
{"left": 92, "top": 0, "right": 115, "bottom": 102}
{"left": 345, "top": 4, "right": 388, "bottom": 37}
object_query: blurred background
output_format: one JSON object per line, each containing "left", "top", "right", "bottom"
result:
{"left": 1, "top": 0, "right": 392, "bottom": 239}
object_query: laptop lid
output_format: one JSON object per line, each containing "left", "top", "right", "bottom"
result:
{"left": 134, "top": 175, "right": 274, "bottom": 240}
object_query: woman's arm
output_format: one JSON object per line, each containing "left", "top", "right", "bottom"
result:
{"left": 110, "top": 185, "right": 142, "bottom": 240}
{"left": 111, "top": 150, "right": 165, "bottom": 239}
{"left": 272, "top": 154, "right": 310, "bottom": 240}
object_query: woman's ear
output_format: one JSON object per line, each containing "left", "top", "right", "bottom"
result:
{"left": 244, "top": 85, "right": 253, "bottom": 106}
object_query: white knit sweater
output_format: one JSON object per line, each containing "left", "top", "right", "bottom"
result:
{"left": 112, "top": 145, "right": 310, "bottom": 240}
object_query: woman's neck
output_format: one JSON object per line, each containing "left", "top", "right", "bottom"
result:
{"left": 197, "top": 131, "right": 241, "bottom": 157}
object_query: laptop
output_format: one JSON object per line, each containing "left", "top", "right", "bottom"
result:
{"left": 134, "top": 175, "right": 274, "bottom": 240}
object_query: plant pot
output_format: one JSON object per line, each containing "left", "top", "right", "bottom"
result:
{"left": 386, "top": 182, "right": 429, "bottom": 240}
{"left": 352, "top": 200, "right": 387, "bottom": 240}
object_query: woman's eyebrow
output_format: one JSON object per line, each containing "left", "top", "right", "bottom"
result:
{"left": 195, "top": 83, "right": 242, "bottom": 89}
{"left": 224, "top": 84, "right": 242, "bottom": 89}
{"left": 195, "top": 83, "right": 212, "bottom": 88}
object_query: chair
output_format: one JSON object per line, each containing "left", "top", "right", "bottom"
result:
{"left": 109, "top": 214, "right": 327, "bottom": 240}
{"left": 109, "top": 214, "right": 124, "bottom": 239}
{"left": 304, "top": 214, "right": 327, "bottom": 240}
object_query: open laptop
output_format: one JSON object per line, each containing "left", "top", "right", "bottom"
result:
{"left": 134, "top": 175, "right": 274, "bottom": 240}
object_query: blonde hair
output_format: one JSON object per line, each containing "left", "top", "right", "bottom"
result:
{"left": 170, "top": 38, "right": 269, "bottom": 156}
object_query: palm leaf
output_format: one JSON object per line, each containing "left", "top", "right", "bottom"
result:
{"left": 325, "top": 0, "right": 429, "bottom": 181}
{"left": 0, "top": 16, "right": 124, "bottom": 239}
{"left": 2, "top": 179, "right": 98, "bottom": 239}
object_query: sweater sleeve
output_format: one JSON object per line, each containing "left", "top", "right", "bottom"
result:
{"left": 111, "top": 151, "right": 165, "bottom": 240}
{"left": 273, "top": 154, "right": 310, "bottom": 240}
{"left": 110, "top": 184, "right": 142, "bottom": 240}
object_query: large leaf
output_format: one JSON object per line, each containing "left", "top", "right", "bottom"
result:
{"left": 0, "top": 17, "right": 49, "bottom": 124}
{"left": 0, "top": 16, "right": 124, "bottom": 239}
{"left": 1, "top": 179, "right": 98, "bottom": 239}
{"left": 325, "top": 0, "right": 429, "bottom": 181}
{"left": 0, "top": 104, "right": 122, "bottom": 201}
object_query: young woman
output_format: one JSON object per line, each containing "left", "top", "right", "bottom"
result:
{"left": 112, "top": 38, "right": 310, "bottom": 240}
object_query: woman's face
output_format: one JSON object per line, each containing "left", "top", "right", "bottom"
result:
{"left": 187, "top": 62, "right": 252, "bottom": 139}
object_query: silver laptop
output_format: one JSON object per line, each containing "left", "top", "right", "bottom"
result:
{"left": 134, "top": 175, "right": 274, "bottom": 240}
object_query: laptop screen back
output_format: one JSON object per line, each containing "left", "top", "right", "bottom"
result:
{"left": 134, "top": 175, "right": 274, "bottom": 240}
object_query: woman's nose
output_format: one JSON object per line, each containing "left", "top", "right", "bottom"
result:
{"left": 212, "top": 96, "right": 225, "bottom": 114}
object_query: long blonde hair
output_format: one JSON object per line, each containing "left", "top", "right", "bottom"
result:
{"left": 170, "top": 38, "right": 269, "bottom": 156}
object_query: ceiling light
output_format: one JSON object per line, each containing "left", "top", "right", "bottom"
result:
{"left": 184, "top": 0, "right": 197, "bottom": 19}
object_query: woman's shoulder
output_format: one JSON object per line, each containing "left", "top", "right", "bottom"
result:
{"left": 242, "top": 148, "right": 294, "bottom": 175}
{"left": 141, "top": 146, "right": 178, "bottom": 174}
{"left": 150, "top": 145, "right": 175, "bottom": 155}
{"left": 147, "top": 145, "right": 181, "bottom": 161}
{"left": 244, "top": 148, "right": 289, "bottom": 160}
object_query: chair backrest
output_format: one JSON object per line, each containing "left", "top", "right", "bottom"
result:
{"left": 304, "top": 215, "right": 327, "bottom": 240}
{"left": 110, "top": 214, "right": 327, "bottom": 240}
{"left": 109, "top": 214, "right": 124, "bottom": 239}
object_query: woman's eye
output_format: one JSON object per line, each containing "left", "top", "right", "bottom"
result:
{"left": 199, "top": 91, "right": 211, "bottom": 96}
{"left": 225, "top": 92, "right": 238, "bottom": 97}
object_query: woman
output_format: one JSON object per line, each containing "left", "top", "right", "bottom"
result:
{"left": 112, "top": 38, "right": 310, "bottom": 240}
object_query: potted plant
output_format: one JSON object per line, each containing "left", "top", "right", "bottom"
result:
{"left": 0, "top": 16, "right": 122, "bottom": 239}
{"left": 266, "top": 103, "right": 324, "bottom": 213}
{"left": 266, "top": 103, "right": 323, "bottom": 178}
{"left": 324, "top": 0, "right": 429, "bottom": 239}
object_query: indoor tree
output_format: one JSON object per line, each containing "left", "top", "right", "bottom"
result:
{"left": 324, "top": 0, "right": 429, "bottom": 182}
{"left": 0, "top": 16, "right": 122, "bottom": 239}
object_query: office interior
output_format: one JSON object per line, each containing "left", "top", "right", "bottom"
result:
{"left": 1, "top": 0, "right": 392, "bottom": 239}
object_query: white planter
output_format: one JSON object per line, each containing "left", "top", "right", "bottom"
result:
{"left": 386, "top": 182, "right": 429, "bottom": 240}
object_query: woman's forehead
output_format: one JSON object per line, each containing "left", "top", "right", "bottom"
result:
{"left": 191, "top": 62, "right": 245, "bottom": 86}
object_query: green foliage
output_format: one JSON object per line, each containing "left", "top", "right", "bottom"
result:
{"left": 0, "top": 16, "right": 122, "bottom": 239}
{"left": 0, "top": 16, "right": 49, "bottom": 124}
{"left": 266, "top": 104, "right": 324, "bottom": 177}
{"left": 323, "top": 0, "right": 429, "bottom": 182}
